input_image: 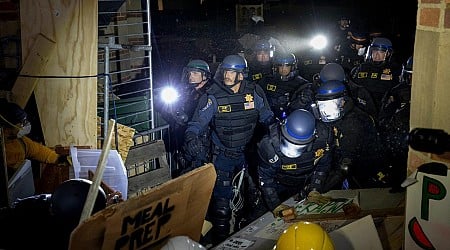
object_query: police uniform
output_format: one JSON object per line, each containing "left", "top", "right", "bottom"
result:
{"left": 247, "top": 61, "right": 273, "bottom": 85}
{"left": 323, "top": 98, "right": 385, "bottom": 190}
{"left": 351, "top": 62, "right": 400, "bottom": 114}
{"left": 257, "top": 121, "right": 334, "bottom": 212}
{"left": 258, "top": 74, "right": 310, "bottom": 119}
{"left": 185, "top": 79, "right": 273, "bottom": 243}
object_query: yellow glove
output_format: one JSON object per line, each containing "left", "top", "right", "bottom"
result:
{"left": 272, "top": 204, "right": 296, "bottom": 221}
{"left": 307, "top": 191, "right": 331, "bottom": 205}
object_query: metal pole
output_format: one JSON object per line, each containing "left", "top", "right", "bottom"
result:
{"left": 103, "top": 46, "right": 110, "bottom": 142}
{"left": 144, "top": 0, "right": 155, "bottom": 133}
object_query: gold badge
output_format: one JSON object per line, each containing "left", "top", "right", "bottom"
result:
{"left": 370, "top": 73, "right": 378, "bottom": 79}
{"left": 267, "top": 84, "right": 276, "bottom": 92}
{"left": 382, "top": 68, "right": 391, "bottom": 74}
{"left": 252, "top": 73, "right": 262, "bottom": 80}
{"left": 282, "top": 164, "right": 297, "bottom": 170}
{"left": 315, "top": 148, "right": 324, "bottom": 158}
{"left": 218, "top": 105, "right": 231, "bottom": 113}
{"left": 245, "top": 94, "right": 254, "bottom": 102}
{"left": 358, "top": 72, "right": 368, "bottom": 78}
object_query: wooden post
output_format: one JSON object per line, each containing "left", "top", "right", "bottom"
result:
{"left": 79, "top": 119, "right": 115, "bottom": 223}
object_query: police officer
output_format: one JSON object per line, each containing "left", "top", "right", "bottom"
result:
{"left": 257, "top": 109, "right": 334, "bottom": 217}
{"left": 247, "top": 39, "right": 275, "bottom": 85}
{"left": 378, "top": 56, "right": 413, "bottom": 192}
{"left": 350, "top": 37, "right": 401, "bottom": 118}
{"left": 155, "top": 59, "right": 213, "bottom": 176}
{"left": 184, "top": 54, "right": 274, "bottom": 244}
{"left": 335, "top": 31, "right": 369, "bottom": 74}
{"left": 313, "top": 80, "right": 384, "bottom": 190}
{"left": 258, "top": 52, "right": 310, "bottom": 120}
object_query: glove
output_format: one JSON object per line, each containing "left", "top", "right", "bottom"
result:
{"left": 184, "top": 133, "right": 203, "bottom": 157}
{"left": 173, "top": 111, "right": 188, "bottom": 126}
{"left": 272, "top": 204, "right": 296, "bottom": 221}
{"left": 277, "top": 94, "right": 290, "bottom": 106}
{"left": 306, "top": 191, "right": 331, "bottom": 205}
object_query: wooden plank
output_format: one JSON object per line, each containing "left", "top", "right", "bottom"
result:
{"left": 69, "top": 163, "right": 217, "bottom": 250}
{"left": 11, "top": 34, "right": 55, "bottom": 108}
{"left": 20, "top": 0, "right": 98, "bottom": 148}
{"left": 125, "top": 140, "right": 167, "bottom": 166}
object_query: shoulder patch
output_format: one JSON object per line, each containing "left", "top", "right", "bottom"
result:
{"left": 200, "top": 98, "right": 213, "bottom": 111}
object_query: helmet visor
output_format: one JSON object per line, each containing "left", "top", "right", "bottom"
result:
{"left": 317, "top": 98, "right": 344, "bottom": 122}
{"left": 280, "top": 136, "right": 308, "bottom": 158}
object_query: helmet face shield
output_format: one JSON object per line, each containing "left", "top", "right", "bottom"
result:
{"left": 317, "top": 97, "right": 344, "bottom": 122}
{"left": 280, "top": 136, "right": 308, "bottom": 158}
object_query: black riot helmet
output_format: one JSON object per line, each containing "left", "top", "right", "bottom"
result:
{"left": 316, "top": 80, "right": 347, "bottom": 122}
{"left": 214, "top": 54, "right": 248, "bottom": 87}
{"left": 280, "top": 109, "right": 316, "bottom": 157}
{"left": 401, "top": 56, "right": 413, "bottom": 85}
{"left": 181, "top": 59, "right": 211, "bottom": 86}
{"left": 319, "top": 63, "right": 346, "bottom": 83}
{"left": 50, "top": 179, "right": 106, "bottom": 234}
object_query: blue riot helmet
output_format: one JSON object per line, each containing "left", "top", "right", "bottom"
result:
{"left": 365, "top": 37, "right": 393, "bottom": 65}
{"left": 254, "top": 39, "right": 274, "bottom": 65}
{"left": 315, "top": 80, "right": 347, "bottom": 122}
{"left": 280, "top": 109, "right": 316, "bottom": 158}
{"left": 319, "top": 63, "right": 346, "bottom": 83}
{"left": 214, "top": 54, "right": 248, "bottom": 87}
{"left": 401, "top": 56, "right": 413, "bottom": 85}
{"left": 181, "top": 59, "right": 211, "bottom": 86}
{"left": 273, "top": 52, "right": 298, "bottom": 81}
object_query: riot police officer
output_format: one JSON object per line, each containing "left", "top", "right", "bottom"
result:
{"left": 350, "top": 37, "right": 401, "bottom": 118}
{"left": 155, "top": 59, "right": 213, "bottom": 176}
{"left": 335, "top": 31, "right": 369, "bottom": 74}
{"left": 378, "top": 56, "right": 413, "bottom": 192}
{"left": 258, "top": 52, "right": 310, "bottom": 119}
{"left": 247, "top": 39, "right": 275, "bottom": 84}
{"left": 313, "top": 80, "right": 384, "bottom": 190}
{"left": 257, "top": 109, "right": 334, "bottom": 217}
{"left": 184, "top": 54, "right": 274, "bottom": 244}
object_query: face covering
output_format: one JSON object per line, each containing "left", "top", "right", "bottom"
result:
{"left": 280, "top": 137, "right": 308, "bottom": 158}
{"left": 317, "top": 98, "right": 344, "bottom": 122}
{"left": 357, "top": 47, "right": 366, "bottom": 56}
{"left": 17, "top": 122, "right": 31, "bottom": 138}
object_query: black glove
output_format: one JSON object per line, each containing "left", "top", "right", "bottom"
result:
{"left": 173, "top": 111, "right": 188, "bottom": 126}
{"left": 184, "top": 132, "right": 203, "bottom": 157}
{"left": 277, "top": 94, "right": 290, "bottom": 106}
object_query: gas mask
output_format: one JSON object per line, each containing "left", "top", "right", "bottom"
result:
{"left": 280, "top": 137, "right": 308, "bottom": 158}
{"left": 17, "top": 121, "right": 31, "bottom": 138}
{"left": 317, "top": 97, "right": 344, "bottom": 122}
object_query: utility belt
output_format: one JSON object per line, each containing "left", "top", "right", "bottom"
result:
{"left": 214, "top": 145, "right": 244, "bottom": 158}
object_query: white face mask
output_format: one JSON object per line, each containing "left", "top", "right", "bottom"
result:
{"left": 357, "top": 47, "right": 366, "bottom": 56}
{"left": 280, "top": 137, "right": 308, "bottom": 158}
{"left": 17, "top": 122, "right": 31, "bottom": 138}
{"left": 317, "top": 98, "right": 344, "bottom": 122}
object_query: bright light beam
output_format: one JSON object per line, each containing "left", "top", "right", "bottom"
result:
{"left": 161, "top": 86, "right": 179, "bottom": 104}
{"left": 310, "top": 35, "right": 328, "bottom": 50}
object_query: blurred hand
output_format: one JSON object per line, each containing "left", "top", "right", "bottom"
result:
{"left": 272, "top": 204, "right": 296, "bottom": 221}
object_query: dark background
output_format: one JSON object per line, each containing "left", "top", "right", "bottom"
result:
{"left": 149, "top": 0, "right": 418, "bottom": 86}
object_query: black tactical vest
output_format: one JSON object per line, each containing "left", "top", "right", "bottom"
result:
{"left": 209, "top": 81, "right": 259, "bottom": 148}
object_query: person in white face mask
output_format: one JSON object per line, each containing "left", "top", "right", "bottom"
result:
{"left": 314, "top": 80, "right": 386, "bottom": 190}
{"left": 0, "top": 101, "right": 60, "bottom": 177}
{"left": 256, "top": 109, "right": 335, "bottom": 219}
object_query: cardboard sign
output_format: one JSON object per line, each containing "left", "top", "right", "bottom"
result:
{"left": 69, "top": 164, "right": 216, "bottom": 250}
{"left": 404, "top": 162, "right": 450, "bottom": 250}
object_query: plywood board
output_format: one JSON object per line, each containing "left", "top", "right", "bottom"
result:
{"left": 19, "top": 0, "right": 98, "bottom": 148}
{"left": 11, "top": 34, "right": 55, "bottom": 108}
{"left": 69, "top": 163, "right": 216, "bottom": 250}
